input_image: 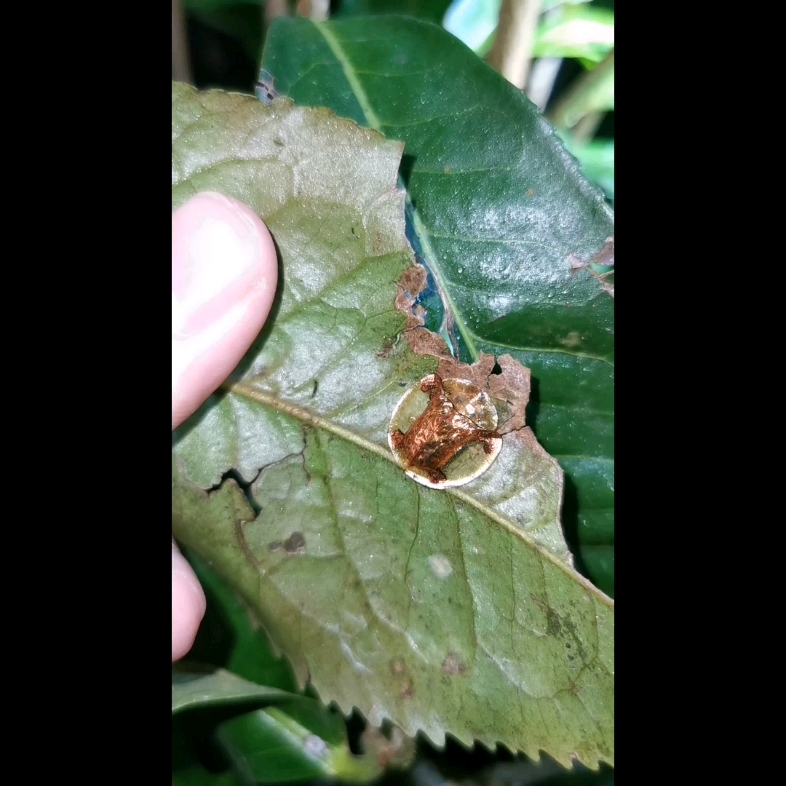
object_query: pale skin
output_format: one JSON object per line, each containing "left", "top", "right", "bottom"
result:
{"left": 172, "top": 192, "right": 278, "bottom": 660}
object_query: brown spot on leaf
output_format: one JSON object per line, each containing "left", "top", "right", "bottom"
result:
{"left": 406, "top": 326, "right": 449, "bottom": 357}
{"left": 399, "top": 679, "right": 414, "bottom": 699}
{"left": 527, "top": 188, "right": 535, "bottom": 197}
{"left": 376, "top": 338, "right": 395, "bottom": 359}
{"left": 283, "top": 531, "right": 306, "bottom": 554}
{"left": 370, "top": 230, "right": 387, "bottom": 256}
{"left": 394, "top": 265, "right": 429, "bottom": 329}
{"left": 390, "top": 658, "right": 406, "bottom": 676}
{"left": 442, "top": 652, "right": 467, "bottom": 675}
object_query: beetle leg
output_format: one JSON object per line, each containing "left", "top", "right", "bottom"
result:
{"left": 428, "top": 467, "right": 447, "bottom": 484}
{"left": 390, "top": 429, "right": 406, "bottom": 449}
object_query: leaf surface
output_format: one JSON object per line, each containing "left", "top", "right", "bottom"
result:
{"left": 260, "top": 16, "right": 614, "bottom": 596}
{"left": 172, "top": 82, "right": 613, "bottom": 767}
{"left": 172, "top": 664, "right": 292, "bottom": 714}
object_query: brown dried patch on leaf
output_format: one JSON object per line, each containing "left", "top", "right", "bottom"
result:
{"left": 390, "top": 658, "right": 407, "bottom": 676}
{"left": 489, "top": 354, "right": 531, "bottom": 433}
{"left": 406, "top": 326, "right": 452, "bottom": 358}
{"left": 436, "top": 352, "right": 496, "bottom": 390}
{"left": 395, "top": 265, "right": 429, "bottom": 329}
{"left": 283, "top": 531, "right": 306, "bottom": 554}
{"left": 503, "top": 421, "right": 552, "bottom": 458}
{"left": 441, "top": 652, "right": 467, "bottom": 675}
{"left": 399, "top": 679, "right": 414, "bottom": 699}
{"left": 393, "top": 267, "right": 533, "bottom": 432}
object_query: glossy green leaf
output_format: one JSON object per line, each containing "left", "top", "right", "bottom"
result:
{"left": 260, "top": 16, "right": 613, "bottom": 591}
{"left": 562, "top": 138, "right": 614, "bottom": 204}
{"left": 216, "top": 701, "right": 382, "bottom": 784}
{"left": 172, "top": 82, "right": 612, "bottom": 767}
{"left": 173, "top": 663, "right": 293, "bottom": 714}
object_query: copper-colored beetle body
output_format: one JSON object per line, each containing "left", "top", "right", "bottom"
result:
{"left": 389, "top": 375, "right": 501, "bottom": 484}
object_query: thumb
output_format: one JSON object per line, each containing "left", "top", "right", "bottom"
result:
{"left": 172, "top": 192, "right": 278, "bottom": 429}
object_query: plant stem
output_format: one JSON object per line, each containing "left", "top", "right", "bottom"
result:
{"left": 296, "top": 0, "right": 329, "bottom": 19}
{"left": 171, "top": 0, "right": 191, "bottom": 84}
{"left": 265, "top": 0, "right": 290, "bottom": 25}
{"left": 526, "top": 55, "right": 561, "bottom": 110}
{"left": 488, "top": 0, "right": 543, "bottom": 89}
{"left": 546, "top": 49, "right": 614, "bottom": 131}
{"left": 571, "top": 112, "right": 603, "bottom": 145}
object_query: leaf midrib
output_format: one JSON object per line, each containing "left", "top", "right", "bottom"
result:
{"left": 223, "top": 380, "right": 613, "bottom": 609}
{"left": 314, "top": 20, "right": 480, "bottom": 362}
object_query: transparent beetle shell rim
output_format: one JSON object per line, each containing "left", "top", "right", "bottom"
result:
{"left": 387, "top": 374, "right": 503, "bottom": 489}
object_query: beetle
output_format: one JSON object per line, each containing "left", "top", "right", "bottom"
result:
{"left": 389, "top": 374, "right": 501, "bottom": 485}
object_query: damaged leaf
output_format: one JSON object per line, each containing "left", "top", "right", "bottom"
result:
{"left": 182, "top": 554, "right": 384, "bottom": 784}
{"left": 261, "top": 15, "right": 615, "bottom": 597}
{"left": 172, "top": 83, "right": 613, "bottom": 768}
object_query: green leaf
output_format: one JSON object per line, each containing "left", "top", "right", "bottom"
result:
{"left": 172, "top": 82, "right": 612, "bottom": 767}
{"left": 533, "top": 5, "right": 614, "bottom": 63}
{"left": 187, "top": 554, "right": 389, "bottom": 779}
{"left": 547, "top": 50, "right": 614, "bottom": 132}
{"left": 187, "top": 552, "right": 300, "bottom": 693}
{"left": 260, "top": 17, "right": 614, "bottom": 600}
{"left": 173, "top": 663, "right": 293, "bottom": 714}
{"left": 562, "top": 138, "right": 614, "bottom": 205}
{"left": 216, "top": 701, "right": 383, "bottom": 784}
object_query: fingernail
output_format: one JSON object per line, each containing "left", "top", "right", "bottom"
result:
{"left": 172, "top": 192, "right": 269, "bottom": 338}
